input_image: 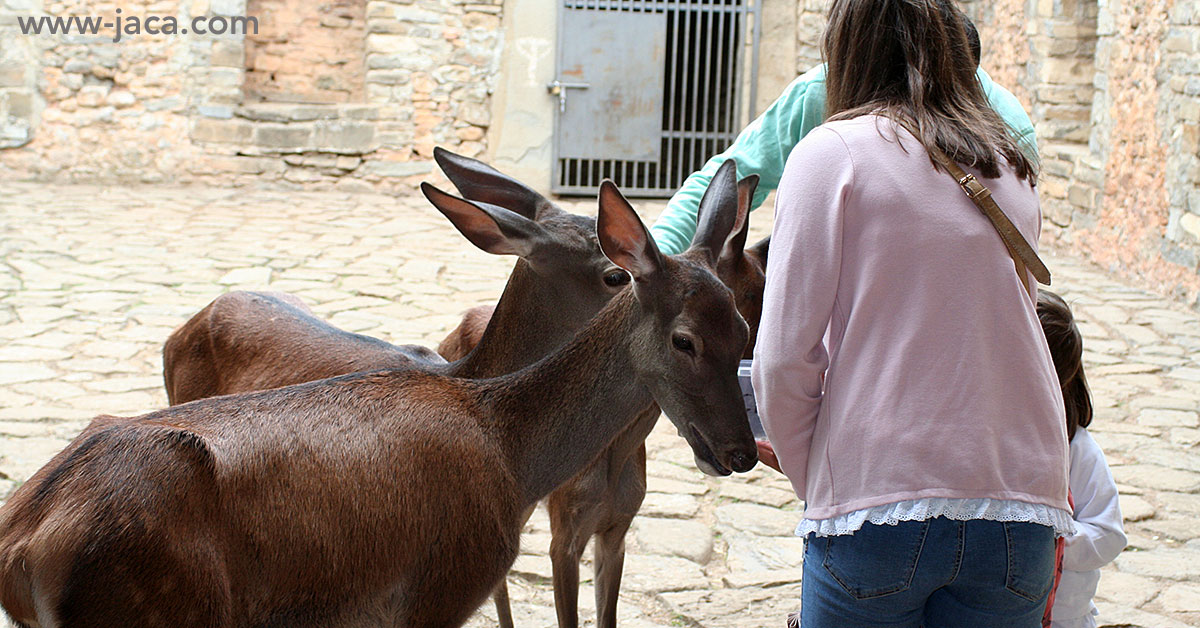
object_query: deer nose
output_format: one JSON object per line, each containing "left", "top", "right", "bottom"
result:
{"left": 729, "top": 450, "right": 757, "bottom": 473}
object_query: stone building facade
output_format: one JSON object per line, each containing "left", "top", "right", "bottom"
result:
{"left": 2, "top": 0, "right": 1199, "bottom": 305}
{"left": 0, "top": 0, "right": 499, "bottom": 188}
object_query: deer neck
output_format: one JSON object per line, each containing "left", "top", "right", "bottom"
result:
{"left": 450, "top": 259, "right": 583, "bottom": 379}
{"left": 478, "top": 290, "right": 654, "bottom": 508}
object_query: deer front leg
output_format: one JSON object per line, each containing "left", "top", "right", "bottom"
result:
{"left": 549, "top": 531, "right": 586, "bottom": 628}
{"left": 593, "top": 445, "right": 646, "bottom": 628}
{"left": 593, "top": 524, "right": 628, "bottom": 628}
{"left": 493, "top": 581, "right": 514, "bottom": 628}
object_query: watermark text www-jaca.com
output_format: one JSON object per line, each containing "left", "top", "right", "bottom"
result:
{"left": 17, "top": 10, "right": 258, "bottom": 43}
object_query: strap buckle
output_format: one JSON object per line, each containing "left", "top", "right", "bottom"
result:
{"left": 957, "top": 173, "right": 987, "bottom": 200}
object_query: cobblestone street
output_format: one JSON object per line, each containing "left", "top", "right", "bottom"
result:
{"left": 1, "top": 182, "right": 1198, "bottom": 627}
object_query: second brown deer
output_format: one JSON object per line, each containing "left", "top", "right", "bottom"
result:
{"left": 0, "top": 173, "right": 756, "bottom": 628}
{"left": 440, "top": 175, "right": 769, "bottom": 628}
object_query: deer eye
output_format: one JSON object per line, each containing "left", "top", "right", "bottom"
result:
{"left": 672, "top": 335, "right": 695, "bottom": 354}
{"left": 603, "top": 269, "right": 631, "bottom": 287}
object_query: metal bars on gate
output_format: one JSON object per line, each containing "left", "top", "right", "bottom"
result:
{"left": 551, "top": 0, "right": 761, "bottom": 197}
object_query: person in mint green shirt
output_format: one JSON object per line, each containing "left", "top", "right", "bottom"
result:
{"left": 651, "top": 23, "right": 1039, "bottom": 255}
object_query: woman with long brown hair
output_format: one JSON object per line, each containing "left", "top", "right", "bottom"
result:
{"left": 751, "top": 0, "right": 1073, "bottom": 625}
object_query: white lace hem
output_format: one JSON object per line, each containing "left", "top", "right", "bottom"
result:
{"left": 795, "top": 498, "right": 1077, "bottom": 538}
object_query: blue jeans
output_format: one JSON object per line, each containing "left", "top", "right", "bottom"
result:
{"left": 801, "top": 517, "right": 1055, "bottom": 628}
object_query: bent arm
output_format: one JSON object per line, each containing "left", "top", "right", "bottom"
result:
{"left": 652, "top": 66, "right": 828, "bottom": 255}
{"left": 1063, "top": 430, "right": 1128, "bottom": 572}
{"left": 750, "top": 127, "right": 852, "bottom": 495}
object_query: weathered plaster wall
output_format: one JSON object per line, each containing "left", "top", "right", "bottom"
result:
{"left": 484, "top": 0, "right": 555, "bottom": 192}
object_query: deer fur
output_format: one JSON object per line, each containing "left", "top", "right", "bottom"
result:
{"left": 0, "top": 175, "right": 756, "bottom": 628}
{"left": 445, "top": 173, "right": 770, "bottom": 628}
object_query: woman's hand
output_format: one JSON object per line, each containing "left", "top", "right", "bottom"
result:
{"left": 756, "top": 440, "right": 782, "bottom": 473}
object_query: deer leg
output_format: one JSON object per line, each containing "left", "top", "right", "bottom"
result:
{"left": 493, "top": 581, "right": 515, "bottom": 628}
{"left": 593, "top": 446, "right": 646, "bottom": 628}
{"left": 549, "top": 531, "right": 586, "bottom": 628}
{"left": 592, "top": 523, "right": 628, "bottom": 628}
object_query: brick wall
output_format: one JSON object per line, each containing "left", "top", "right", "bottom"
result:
{"left": 0, "top": 0, "right": 500, "bottom": 189}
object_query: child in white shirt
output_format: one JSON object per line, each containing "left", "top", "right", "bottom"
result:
{"left": 1038, "top": 291, "right": 1128, "bottom": 628}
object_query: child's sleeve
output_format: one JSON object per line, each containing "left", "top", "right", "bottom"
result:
{"left": 1063, "top": 428, "right": 1128, "bottom": 572}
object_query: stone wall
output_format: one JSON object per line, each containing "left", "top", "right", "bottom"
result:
{"left": 0, "top": 0, "right": 500, "bottom": 189}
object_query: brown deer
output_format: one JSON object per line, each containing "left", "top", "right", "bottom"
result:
{"left": 0, "top": 175, "right": 756, "bottom": 628}
{"left": 160, "top": 148, "right": 674, "bottom": 626}
{"left": 163, "top": 150, "right": 767, "bottom": 627}
{"left": 440, "top": 175, "right": 769, "bottom": 628}
{"left": 164, "top": 291, "right": 447, "bottom": 404}
{"left": 163, "top": 148, "right": 635, "bottom": 406}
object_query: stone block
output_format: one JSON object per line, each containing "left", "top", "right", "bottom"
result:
{"left": 367, "top": 34, "right": 421, "bottom": 55}
{"left": 210, "top": 40, "right": 244, "bottom": 67}
{"left": 335, "top": 155, "right": 362, "bottom": 170}
{"left": 105, "top": 90, "right": 136, "bottom": 108}
{"left": 145, "top": 96, "right": 184, "bottom": 112}
{"left": 458, "top": 101, "right": 490, "bottom": 127}
{"left": 1181, "top": 212, "right": 1200, "bottom": 242}
{"left": 76, "top": 85, "right": 110, "bottom": 107}
{"left": 210, "top": 0, "right": 246, "bottom": 16}
{"left": 254, "top": 124, "right": 314, "bottom": 151}
{"left": 631, "top": 517, "right": 714, "bottom": 564}
{"left": 363, "top": 159, "right": 433, "bottom": 177}
{"left": 0, "top": 63, "right": 25, "bottom": 88}
{"left": 191, "top": 118, "right": 253, "bottom": 144}
{"left": 1039, "top": 57, "right": 1091, "bottom": 84}
{"left": 206, "top": 88, "right": 245, "bottom": 107}
{"left": 367, "top": 53, "right": 432, "bottom": 71}
{"left": 390, "top": 5, "right": 442, "bottom": 24}
{"left": 202, "top": 67, "right": 244, "bottom": 89}
{"left": 366, "top": 69, "right": 412, "bottom": 85}
{"left": 312, "top": 120, "right": 376, "bottom": 154}
{"left": 197, "top": 104, "right": 234, "bottom": 119}
{"left": 2, "top": 91, "right": 34, "bottom": 118}
{"left": 1169, "top": 1, "right": 1198, "bottom": 25}
{"left": 0, "top": 116, "right": 32, "bottom": 148}
{"left": 367, "top": 20, "right": 408, "bottom": 34}
{"left": 1040, "top": 175, "right": 1069, "bottom": 199}
{"left": 341, "top": 105, "right": 383, "bottom": 120}
{"left": 1067, "top": 183, "right": 1096, "bottom": 209}
{"left": 62, "top": 59, "right": 93, "bottom": 74}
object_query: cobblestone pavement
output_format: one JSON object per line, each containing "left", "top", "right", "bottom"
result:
{"left": 1, "top": 182, "right": 1199, "bottom": 627}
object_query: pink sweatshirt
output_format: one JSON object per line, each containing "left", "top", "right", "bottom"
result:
{"left": 751, "top": 115, "right": 1070, "bottom": 521}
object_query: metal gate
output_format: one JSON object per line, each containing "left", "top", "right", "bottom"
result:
{"left": 549, "top": 0, "right": 762, "bottom": 197}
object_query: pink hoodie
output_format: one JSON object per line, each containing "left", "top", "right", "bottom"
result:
{"left": 751, "top": 115, "right": 1070, "bottom": 521}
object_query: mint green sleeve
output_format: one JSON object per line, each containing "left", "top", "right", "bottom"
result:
{"left": 977, "top": 68, "right": 1040, "bottom": 163}
{"left": 651, "top": 66, "right": 829, "bottom": 255}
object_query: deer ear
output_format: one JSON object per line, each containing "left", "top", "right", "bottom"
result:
{"left": 747, "top": 235, "right": 769, "bottom": 266}
{"left": 721, "top": 173, "right": 759, "bottom": 261}
{"left": 597, "top": 180, "right": 664, "bottom": 281}
{"left": 434, "top": 147, "right": 550, "bottom": 220}
{"left": 422, "top": 183, "right": 547, "bottom": 257}
{"left": 690, "top": 160, "right": 740, "bottom": 266}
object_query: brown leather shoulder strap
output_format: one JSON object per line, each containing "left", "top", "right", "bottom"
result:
{"left": 924, "top": 144, "right": 1052, "bottom": 297}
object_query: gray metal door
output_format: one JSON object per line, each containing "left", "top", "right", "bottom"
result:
{"left": 550, "top": 0, "right": 762, "bottom": 197}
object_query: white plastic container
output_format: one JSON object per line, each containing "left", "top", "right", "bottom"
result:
{"left": 736, "top": 359, "right": 765, "bottom": 439}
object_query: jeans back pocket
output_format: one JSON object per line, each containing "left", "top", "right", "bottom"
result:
{"left": 820, "top": 520, "right": 931, "bottom": 600}
{"left": 1002, "top": 521, "right": 1056, "bottom": 602}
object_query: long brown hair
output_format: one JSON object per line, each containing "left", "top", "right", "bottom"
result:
{"left": 822, "top": 0, "right": 1036, "bottom": 182}
{"left": 1037, "top": 290, "right": 1092, "bottom": 441}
